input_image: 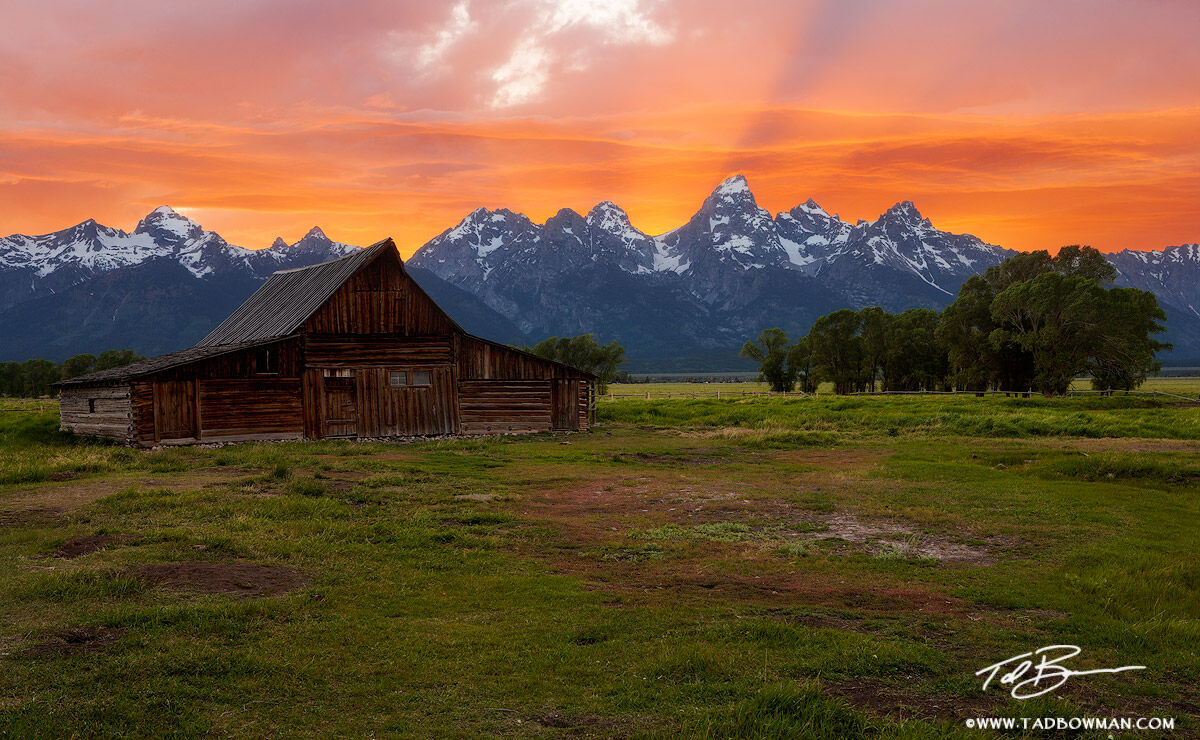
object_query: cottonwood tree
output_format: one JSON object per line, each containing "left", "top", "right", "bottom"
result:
{"left": 740, "top": 328, "right": 797, "bottom": 392}
{"left": 526, "top": 334, "right": 625, "bottom": 393}
{"left": 807, "top": 309, "right": 868, "bottom": 394}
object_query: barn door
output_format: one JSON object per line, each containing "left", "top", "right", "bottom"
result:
{"left": 323, "top": 372, "right": 358, "bottom": 437}
{"left": 551, "top": 379, "right": 579, "bottom": 431}
{"left": 154, "top": 380, "right": 197, "bottom": 442}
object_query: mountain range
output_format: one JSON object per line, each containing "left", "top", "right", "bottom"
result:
{"left": 2, "top": 177, "right": 1198, "bottom": 369}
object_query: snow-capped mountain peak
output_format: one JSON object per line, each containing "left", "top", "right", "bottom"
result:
{"left": 713, "top": 173, "right": 751, "bottom": 198}
{"left": 0, "top": 209, "right": 358, "bottom": 299}
{"left": 134, "top": 206, "right": 204, "bottom": 244}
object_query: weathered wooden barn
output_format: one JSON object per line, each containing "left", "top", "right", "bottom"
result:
{"left": 55, "top": 239, "right": 594, "bottom": 445}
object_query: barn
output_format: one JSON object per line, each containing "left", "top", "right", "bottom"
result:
{"left": 55, "top": 239, "right": 595, "bottom": 445}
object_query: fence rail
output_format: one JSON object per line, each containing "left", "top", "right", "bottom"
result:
{"left": 599, "top": 389, "right": 1199, "bottom": 402}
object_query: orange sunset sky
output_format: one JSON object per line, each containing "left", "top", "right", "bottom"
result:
{"left": 2, "top": 0, "right": 1198, "bottom": 256}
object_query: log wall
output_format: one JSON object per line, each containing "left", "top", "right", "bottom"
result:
{"left": 59, "top": 385, "right": 133, "bottom": 440}
{"left": 458, "top": 380, "right": 552, "bottom": 434}
{"left": 197, "top": 378, "right": 303, "bottom": 442}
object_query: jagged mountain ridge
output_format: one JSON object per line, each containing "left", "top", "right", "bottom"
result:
{"left": 408, "top": 175, "right": 1017, "bottom": 353}
{"left": 0, "top": 208, "right": 524, "bottom": 360}
{"left": 409, "top": 174, "right": 1199, "bottom": 363}
{"left": 3, "top": 181, "right": 1199, "bottom": 367}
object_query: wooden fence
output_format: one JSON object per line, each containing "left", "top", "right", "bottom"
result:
{"left": 599, "top": 389, "right": 1199, "bottom": 402}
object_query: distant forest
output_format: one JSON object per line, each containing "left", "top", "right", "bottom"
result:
{"left": 0, "top": 350, "right": 143, "bottom": 398}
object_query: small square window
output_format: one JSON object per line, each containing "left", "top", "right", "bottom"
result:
{"left": 389, "top": 371, "right": 407, "bottom": 387}
{"left": 411, "top": 370, "right": 432, "bottom": 386}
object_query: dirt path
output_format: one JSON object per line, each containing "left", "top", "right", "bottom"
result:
{"left": 0, "top": 469, "right": 241, "bottom": 518}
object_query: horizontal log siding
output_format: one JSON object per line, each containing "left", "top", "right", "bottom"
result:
{"left": 458, "top": 336, "right": 589, "bottom": 381}
{"left": 458, "top": 380, "right": 552, "bottom": 434}
{"left": 59, "top": 385, "right": 133, "bottom": 440}
{"left": 304, "top": 336, "right": 453, "bottom": 366}
{"left": 198, "top": 379, "right": 303, "bottom": 441}
{"left": 577, "top": 383, "right": 591, "bottom": 431}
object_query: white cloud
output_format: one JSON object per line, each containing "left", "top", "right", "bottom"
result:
{"left": 488, "top": 0, "right": 672, "bottom": 109}
{"left": 546, "top": 0, "right": 672, "bottom": 45}
{"left": 416, "top": 1, "right": 475, "bottom": 70}
{"left": 490, "top": 37, "right": 551, "bottom": 108}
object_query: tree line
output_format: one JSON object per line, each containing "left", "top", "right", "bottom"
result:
{"left": 0, "top": 350, "right": 144, "bottom": 398}
{"left": 741, "top": 247, "right": 1170, "bottom": 395}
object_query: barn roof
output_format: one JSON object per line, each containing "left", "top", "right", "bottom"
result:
{"left": 195, "top": 239, "right": 393, "bottom": 348}
{"left": 53, "top": 337, "right": 285, "bottom": 387}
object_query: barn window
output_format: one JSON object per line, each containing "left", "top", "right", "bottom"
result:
{"left": 256, "top": 347, "right": 278, "bottom": 375}
{"left": 88, "top": 398, "right": 97, "bottom": 413}
{"left": 389, "top": 371, "right": 407, "bottom": 387}
{"left": 411, "top": 370, "right": 432, "bottom": 386}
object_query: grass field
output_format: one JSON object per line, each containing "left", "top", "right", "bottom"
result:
{"left": 1, "top": 394, "right": 1198, "bottom": 737}
{"left": 606, "top": 376, "right": 1200, "bottom": 398}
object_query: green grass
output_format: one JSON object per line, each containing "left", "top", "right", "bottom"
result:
{"left": 1, "top": 395, "right": 1198, "bottom": 737}
{"left": 607, "top": 375, "right": 1200, "bottom": 398}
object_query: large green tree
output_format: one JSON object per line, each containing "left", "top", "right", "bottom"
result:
{"left": 807, "top": 309, "right": 867, "bottom": 395}
{"left": 740, "top": 328, "right": 797, "bottom": 392}
{"left": 882, "top": 309, "right": 948, "bottom": 391}
{"left": 20, "top": 359, "right": 60, "bottom": 397}
{"left": 94, "top": 349, "right": 144, "bottom": 372}
{"left": 526, "top": 334, "right": 625, "bottom": 393}
{"left": 989, "top": 266, "right": 1165, "bottom": 395}
{"left": 61, "top": 353, "right": 97, "bottom": 379}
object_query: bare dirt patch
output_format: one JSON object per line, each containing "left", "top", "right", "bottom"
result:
{"left": 799, "top": 513, "right": 998, "bottom": 564}
{"left": 132, "top": 562, "right": 307, "bottom": 597}
{"left": 49, "top": 533, "right": 127, "bottom": 559}
{"left": 456, "top": 493, "right": 498, "bottom": 502}
{"left": 1, "top": 470, "right": 240, "bottom": 514}
{"left": 22, "top": 626, "right": 126, "bottom": 657}
{"left": 0, "top": 507, "right": 64, "bottom": 528}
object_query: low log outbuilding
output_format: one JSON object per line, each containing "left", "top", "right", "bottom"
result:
{"left": 55, "top": 239, "right": 594, "bottom": 445}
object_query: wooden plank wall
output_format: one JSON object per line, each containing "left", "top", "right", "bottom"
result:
{"left": 59, "top": 385, "right": 133, "bottom": 439}
{"left": 457, "top": 336, "right": 590, "bottom": 381}
{"left": 197, "top": 379, "right": 303, "bottom": 441}
{"left": 304, "top": 253, "right": 456, "bottom": 337}
{"left": 132, "top": 381, "right": 155, "bottom": 445}
{"left": 458, "top": 380, "right": 552, "bottom": 434}
{"left": 355, "top": 367, "right": 457, "bottom": 436}
{"left": 305, "top": 336, "right": 453, "bottom": 366}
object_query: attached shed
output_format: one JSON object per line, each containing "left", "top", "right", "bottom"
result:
{"left": 55, "top": 239, "right": 595, "bottom": 445}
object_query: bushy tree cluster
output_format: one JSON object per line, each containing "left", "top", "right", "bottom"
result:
{"left": 526, "top": 334, "right": 625, "bottom": 393}
{"left": 0, "top": 349, "right": 144, "bottom": 398}
{"left": 743, "top": 246, "right": 1169, "bottom": 395}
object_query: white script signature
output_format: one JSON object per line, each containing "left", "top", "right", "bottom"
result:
{"left": 977, "top": 645, "right": 1145, "bottom": 699}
